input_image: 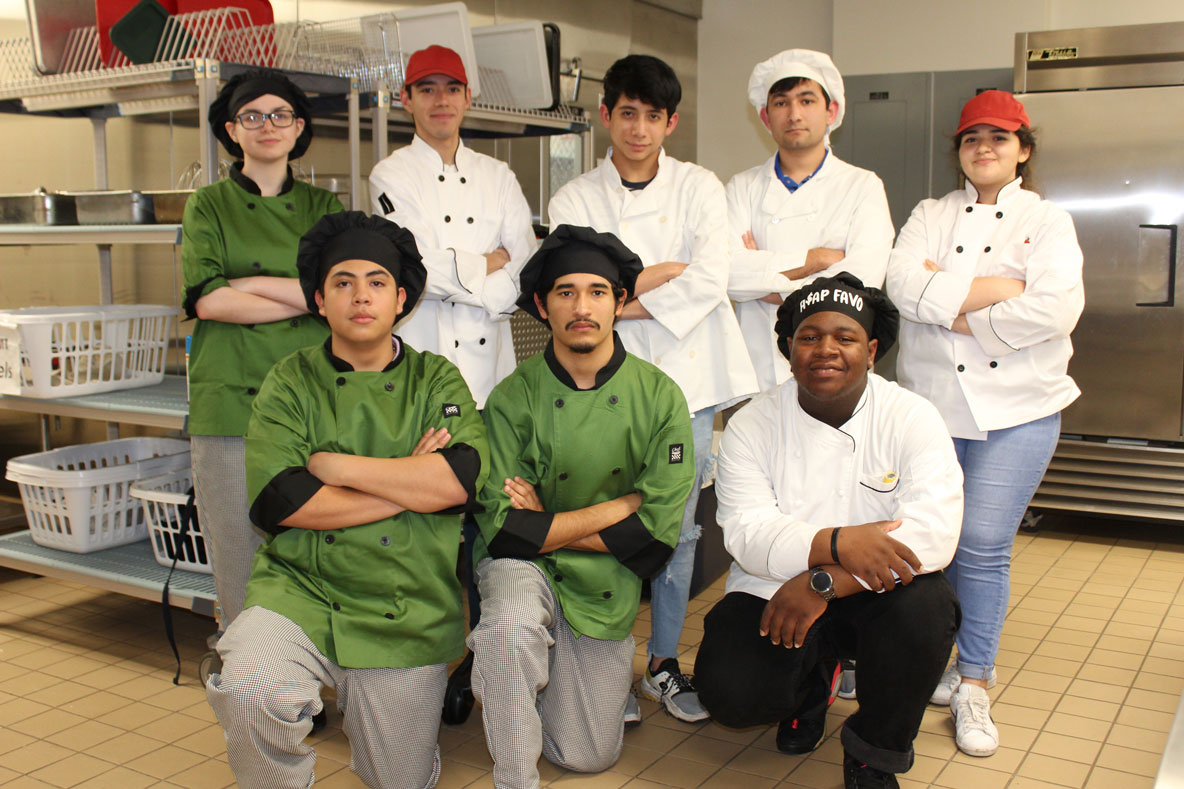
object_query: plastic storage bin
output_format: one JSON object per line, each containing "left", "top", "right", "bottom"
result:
{"left": 6, "top": 437, "right": 191, "bottom": 553}
{"left": 130, "top": 468, "right": 211, "bottom": 574}
{"left": 0, "top": 304, "right": 176, "bottom": 398}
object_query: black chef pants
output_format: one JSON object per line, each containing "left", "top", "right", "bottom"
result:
{"left": 695, "top": 571, "right": 959, "bottom": 774}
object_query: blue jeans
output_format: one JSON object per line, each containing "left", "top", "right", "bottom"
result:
{"left": 949, "top": 412, "right": 1060, "bottom": 680}
{"left": 649, "top": 407, "right": 715, "bottom": 661}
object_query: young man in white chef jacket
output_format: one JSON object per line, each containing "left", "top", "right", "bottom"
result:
{"left": 696, "top": 273, "right": 962, "bottom": 789}
{"left": 369, "top": 44, "right": 536, "bottom": 407}
{"left": 728, "top": 49, "right": 894, "bottom": 393}
{"left": 368, "top": 43, "right": 538, "bottom": 724}
{"left": 548, "top": 54, "right": 759, "bottom": 724}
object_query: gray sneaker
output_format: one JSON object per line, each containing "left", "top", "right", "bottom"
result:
{"left": 640, "top": 658, "right": 710, "bottom": 723}
{"left": 837, "top": 668, "right": 857, "bottom": 700}
{"left": 624, "top": 691, "right": 641, "bottom": 727}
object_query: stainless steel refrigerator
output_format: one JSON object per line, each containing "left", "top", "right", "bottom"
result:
{"left": 1016, "top": 22, "right": 1184, "bottom": 520}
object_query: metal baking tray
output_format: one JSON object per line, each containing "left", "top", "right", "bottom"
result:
{"left": 0, "top": 189, "right": 78, "bottom": 225}
{"left": 65, "top": 190, "right": 193, "bottom": 224}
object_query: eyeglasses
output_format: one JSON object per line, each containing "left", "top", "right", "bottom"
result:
{"left": 235, "top": 110, "right": 296, "bottom": 129}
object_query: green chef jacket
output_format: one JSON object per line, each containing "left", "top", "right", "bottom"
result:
{"left": 182, "top": 165, "right": 344, "bottom": 436}
{"left": 476, "top": 334, "right": 695, "bottom": 641}
{"left": 244, "top": 338, "right": 488, "bottom": 669}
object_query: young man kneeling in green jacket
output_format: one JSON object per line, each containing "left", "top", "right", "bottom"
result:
{"left": 206, "top": 211, "right": 488, "bottom": 789}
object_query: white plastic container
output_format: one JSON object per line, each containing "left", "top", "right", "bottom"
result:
{"left": 131, "top": 467, "right": 211, "bottom": 574}
{"left": 6, "top": 437, "right": 191, "bottom": 553}
{"left": 0, "top": 304, "right": 176, "bottom": 398}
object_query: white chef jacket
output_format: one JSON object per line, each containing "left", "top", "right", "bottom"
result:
{"left": 369, "top": 135, "right": 537, "bottom": 408}
{"left": 547, "top": 149, "right": 759, "bottom": 414}
{"left": 886, "top": 178, "right": 1083, "bottom": 439}
{"left": 727, "top": 153, "right": 894, "bottom": 393}
{"left": 717, "top": 373, "right": 963, "bottom": 602}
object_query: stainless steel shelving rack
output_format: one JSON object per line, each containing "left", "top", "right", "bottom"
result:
{"left": 0, "top": 12, "right": 589, "bottom": 615}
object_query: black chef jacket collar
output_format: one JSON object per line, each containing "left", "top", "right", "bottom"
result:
{"left": 544, "top": 332, "right": 626, "bottom": 391}
{"left": 230, "top": 161, "right": 296, "bottom": 196}
{"left": 322, "top": 336, "right": 405, "bottom": 373}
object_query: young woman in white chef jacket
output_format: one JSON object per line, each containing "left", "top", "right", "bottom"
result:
{"left": 886, "top": 90, "right": 1084, "bottom": 758}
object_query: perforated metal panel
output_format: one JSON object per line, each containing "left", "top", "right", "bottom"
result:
{"left": 510, "top": 310, "right": 551, "bottom": 363}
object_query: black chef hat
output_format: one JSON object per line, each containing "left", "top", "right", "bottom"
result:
{"left": 296, "top": 211, "right": 427, "bottom": 319}
{"left": 775, "top": 272, "right": 899, "bottom": 359}
{"left": 516, "top": 224, "right": 643, "bottom": 323}
{"left": 209, "top": 69, "right": 315, "bottom": 160}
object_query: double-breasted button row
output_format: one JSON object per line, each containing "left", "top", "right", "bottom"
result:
{"left": 963, "top": 206, "right": 1005, "bottom": 219}
{"left": 955, "top": 245, "right": 992, "bottom": 254}
{"left": 444, "top": 215, "right": 477, "bottom": 223}
{"left": 324, "top": 532, "right": 393, "bottom": 546}
{"left": 436, "top": 175, "right": 468, "bottom": 184}
{"left": 958, "top": 361, "right": 1000, "bottom": 371}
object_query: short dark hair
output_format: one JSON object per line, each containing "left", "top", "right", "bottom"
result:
{"left": 767, "top": 76, "right": 831, "bottom": 108}
{"left": 953, "top": 124, "right": 1038, "bottom": 193}
{"left": 602, "top": 54, "right": 681, "bottom": 115}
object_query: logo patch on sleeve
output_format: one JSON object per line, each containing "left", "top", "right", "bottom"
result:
{"left": 378, "top": 193, "right": 394, "bottom": 214}
{"left": 442, "top": 403, "right": 461, "bottom": 418}
{"left": 669, "top": 443, "right": 684, "bottom": 464}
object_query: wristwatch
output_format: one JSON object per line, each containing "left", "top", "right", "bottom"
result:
{"left": 809, "top": 566, "right": 837, "bottom": 602}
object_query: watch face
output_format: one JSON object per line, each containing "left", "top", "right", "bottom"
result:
{"left": 810, "top": 569, "right": 833, "bottom": 594}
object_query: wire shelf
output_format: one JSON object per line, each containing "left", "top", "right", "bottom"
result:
{"left": 0, "top": 9, "right": 584, "bottom": 127}
{"left": 282, "top": 14, "right": 405, "bottom": 94}
{"left": 0, "top": 9, "right": 299, "bottom": 99}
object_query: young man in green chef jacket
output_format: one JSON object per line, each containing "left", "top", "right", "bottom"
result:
{"left": 469, "top": 225, "right": 695, "bottom": 788}
{"left": 205, "top": 211, "right": 488, "bottom": 789}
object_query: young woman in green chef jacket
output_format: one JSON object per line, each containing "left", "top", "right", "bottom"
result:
{"left": 182, "top": 69, "right": 344, "bottom": 637}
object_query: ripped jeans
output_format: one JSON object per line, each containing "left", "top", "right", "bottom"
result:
{"left": 648, "top": 406, "right": 715, "bottom": 661}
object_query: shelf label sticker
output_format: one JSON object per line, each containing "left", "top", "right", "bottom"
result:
{"left": 1028, "top": 47, "right": 1078, "bottom": 62}
{"left": 0, "top": 322, "right": 19, "bottom": 395}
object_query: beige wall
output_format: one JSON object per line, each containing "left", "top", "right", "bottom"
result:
{"left": 696, "top": 0, "right": 832, "bottom": 185}
{"left": 833, "top": 0, "right": 1184, "bottom": 75}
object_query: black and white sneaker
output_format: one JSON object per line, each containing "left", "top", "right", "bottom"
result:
{"left": 639, "top": 657, "right": 710, "bottom": 723}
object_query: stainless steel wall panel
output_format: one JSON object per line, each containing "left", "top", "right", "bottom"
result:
{"left": 831, "top": 72, "right": 931, "bottom": 234}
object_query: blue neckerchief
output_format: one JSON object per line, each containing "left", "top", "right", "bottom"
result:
{"left": 774, "top": 149, "right": 828, "bottom": 194}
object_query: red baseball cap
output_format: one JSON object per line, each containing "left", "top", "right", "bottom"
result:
{"left": 403, "top": 45, "right": 468, "bottom": 89}
{"left": 956, "top": 90, "right": 1030, "bottom": 135}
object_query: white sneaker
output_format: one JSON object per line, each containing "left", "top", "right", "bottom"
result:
{"left": 951, "top": 683, "right": 999, "bottom": 757}
{"left": 930, "top": 663, "right": 995, "bottom": 706}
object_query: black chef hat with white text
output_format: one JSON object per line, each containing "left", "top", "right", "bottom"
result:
{"left": 775, "top": 272, "right": 899, "bottom": 359}
{"left": 296, "top": 211, "right": 426, "bottom": 318}
{"left": 517, "top": 224, "right": 643, "bottom": 323}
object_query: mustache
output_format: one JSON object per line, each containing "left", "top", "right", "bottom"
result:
{"left": 565, "top": 319, "right": 600, "bottom": 331}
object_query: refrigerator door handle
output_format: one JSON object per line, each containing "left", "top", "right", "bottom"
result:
{"left": 1135, "top": 224, "right": 1178, "bottom": 307}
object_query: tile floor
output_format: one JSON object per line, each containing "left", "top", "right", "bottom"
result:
{"left": 0, "top": 511, "right": 1180, "bottom": 788}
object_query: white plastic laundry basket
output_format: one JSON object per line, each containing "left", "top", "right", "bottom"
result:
{"left": 0, "top": 304, "right": 176, "bottom": 397}
{"left": 130, "top": 468, "right": 211, "bottom": 574}
{"left": 6, "top": 437, "right": 191, "bottom": 553}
